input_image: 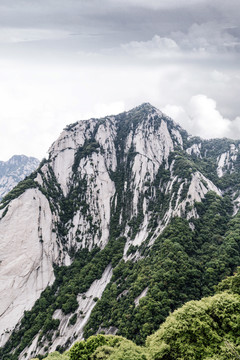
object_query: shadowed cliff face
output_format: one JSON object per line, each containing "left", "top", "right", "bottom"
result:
{"left": 1, "top": 103, "right": 240, "bottom": 359}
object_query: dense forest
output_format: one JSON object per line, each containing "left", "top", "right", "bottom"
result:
{"left": 31, "top": 268, "right": 240, "bottom": 359}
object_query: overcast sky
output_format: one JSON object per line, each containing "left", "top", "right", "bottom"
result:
{"left": 0, "top": 0, "right": 240, "bottom": 160}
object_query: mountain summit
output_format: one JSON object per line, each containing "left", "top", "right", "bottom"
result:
{"left": 1, "top": 104, "right": 240, "bottom": 359}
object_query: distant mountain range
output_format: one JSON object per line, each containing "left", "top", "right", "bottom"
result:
{"left": 0, "top": 155, "right": 39, "bottom": 200}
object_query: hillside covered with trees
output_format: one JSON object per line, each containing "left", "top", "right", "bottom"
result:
{"left": 32, "top": 269, "right": 240, "bottom": 359}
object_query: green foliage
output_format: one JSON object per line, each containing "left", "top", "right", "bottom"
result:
{"left": 173, "top": 152, "right": 196, "bottom": 180}
{"left": 69, "top": 314, "right": 77, "bottom": 326}
{"left": 146, "top": 292, "right": 240, "bottom": 360}
{"left": 93, "top": 339, "right": 148, "bottom": 360}
{"left": 49, "top": 270, "right": 240, "bottom": 360}
{"left": 216, "top": 267, "right": 240, "bottom": 295}
{"left": 69, "top": 335, "right": 148, "bottom": 360}
{"left": 34, "top": 351, "right": 70, "bottom": 360}
{"left": 36, "top": 269, "right": 240, "bottom": 360}
{"left": 70, "top": 335, "right": 119, "bottom": 360}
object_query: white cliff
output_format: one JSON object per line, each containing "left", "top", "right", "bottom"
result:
{"left": 0, "top": 189, "right": 58, "bottom": 346}
{"left": 186, "top": 143, "right": 202, "bottom": 157}
{"left": 217, "top": 143, "right": 238, "bottom": 177}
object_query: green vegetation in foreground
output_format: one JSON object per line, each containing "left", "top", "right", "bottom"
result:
{"left": 32, "top": 351, "right": 69, "bottom": 360}
{"left": 33, "top": 269, "right": 240, "bottom": 360}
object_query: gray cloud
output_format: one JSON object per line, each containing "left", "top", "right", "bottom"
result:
{"left": 0, "top": 0, "right": 239, "bottom": 160}
{"left": 0, "top": 0, "right": 239, "bottom": 51}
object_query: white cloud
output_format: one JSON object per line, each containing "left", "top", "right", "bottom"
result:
{"left": 211, "top": 70, "right": 230, "bottom": 82}
{"left": 187, "top": 95, "right": 230, "bottom": 138}
{"left": 0, "top": 1, "right": 239, "bottom": 163}
{"left": 0, "top": 25, "right": 239, "bottom": 161}
{"left": 172, "top": 22, "right": 240, "bottom": 52}
{"left": 119, "top": 23, "right": 240, "bottom": 62}
{"left": 121, "top": 35, "right": 179, "bottom": 59}
{"left": 162, "top": 104, "right": 192, "bottom": 130}
{"left": 163, "top": 95, "right": 240, "bottom": 139}
{"left": 0, "top": 60, "right": 157, "bottom": 160}
{"left": 0, "top": 49, "right": 239, "bottom": 162}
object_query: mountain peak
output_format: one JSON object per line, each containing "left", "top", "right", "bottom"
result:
{"left": 127, "top": 102, "right": 159, "bottom": 114}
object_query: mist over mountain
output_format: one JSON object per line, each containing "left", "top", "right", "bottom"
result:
{"left": 1, "top": 103, "right": 240, "bottom": 360}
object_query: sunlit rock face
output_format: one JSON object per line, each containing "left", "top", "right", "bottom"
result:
{"left": 0, "top": 189, "right": 57, "bottom": 346}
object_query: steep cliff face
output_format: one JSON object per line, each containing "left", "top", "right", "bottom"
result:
{"left": 32, "top": 104, "right": 193, "bottom": 256}
{"left": 0, "top": 155, "right": 39, "bottom": 200}
{"left": 0, "top": 189, "right": 57, "bottom": 346}
{"left": 1, "top": 103, "right": 240, "bottom": 359}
